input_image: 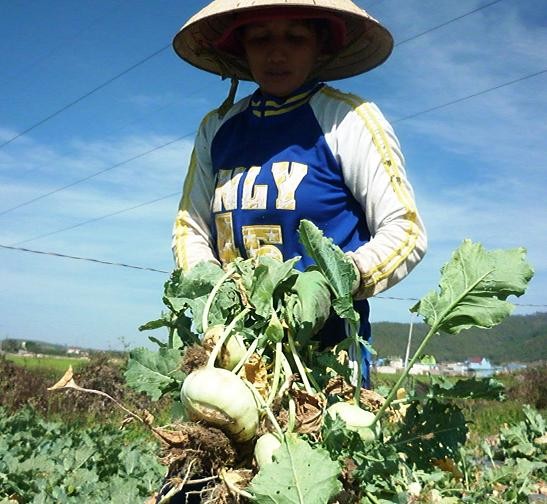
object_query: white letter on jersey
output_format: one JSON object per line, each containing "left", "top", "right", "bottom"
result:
{"left": 242, "top": 166, "right": 268, "bottom": 210}
{"left": 213, "top": 167, "right": 244, "bottom": 212}
{"left": 272, "top": 161, "right": 308, "bottom": 210}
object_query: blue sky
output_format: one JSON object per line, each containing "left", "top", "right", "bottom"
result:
{"left": 1, "top": 0, "right": 546, "bottom": 351}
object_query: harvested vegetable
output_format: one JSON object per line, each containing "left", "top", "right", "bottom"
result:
{"left": 202, "top": 324, "right": 247, "bottom": 370}
{"left": 180, "top": 367, "right": 259, "bottom": 442}
{"left": 326, "top": 401, "right": 378, "bottom": 442}
{"left": 254, "top": 432, "right": 282, "bottom": 468}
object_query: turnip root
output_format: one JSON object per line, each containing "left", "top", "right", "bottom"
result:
{"left": 180, "top": 367, "right": 259, "bottom": 442}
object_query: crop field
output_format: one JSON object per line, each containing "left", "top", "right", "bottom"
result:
{"left": 4, "top": 353, "right": 89, "bottom": 373}
{"left": 1, "top": 226, "right": 546, "bottom": 503}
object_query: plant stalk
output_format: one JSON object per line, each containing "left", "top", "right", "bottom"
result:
{"left": 207, "top": 307, "right": 250, "bottom": 368}
{"left": 266, "top": 341, "right": 283, "bottom": 406}
{"left": 202, "top": 265, "right": 235, "bottom": 333}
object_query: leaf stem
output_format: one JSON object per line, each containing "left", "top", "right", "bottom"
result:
{"left": 243, "top": 379, "right": 284, "bottom": 438}
{"left": 202, "top": 265, "right": 236, "bottom": 333}
{"left": 371, "top": 269, "right": 495, "bottom": 429}
{"left": 266, "top": 341, "right": 283, "bottom": 406}
{"left": 231, "top": 337, "right": 258, "bottom": 375}
{"left": 207, "top": 307, "right": 250, "bottom": 368}
{"left": 287, "top": 330, "right": 314, "bottom": 395}
{"left": 347, "top": 320, "right": 362, "bottom": 404}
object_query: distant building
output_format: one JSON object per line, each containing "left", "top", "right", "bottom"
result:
{"left": 466, "top": 357, "right": 495, "bottom": 378}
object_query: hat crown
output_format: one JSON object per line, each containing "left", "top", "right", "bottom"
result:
{"left": 173, "top": 0, "right": 393, "bottom": 81}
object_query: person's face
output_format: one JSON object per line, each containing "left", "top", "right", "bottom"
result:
{"left": 241, "top": 19, "right": 322, "bottom": 97}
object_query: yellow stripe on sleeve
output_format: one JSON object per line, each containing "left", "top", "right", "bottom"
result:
{"left": 320, "top": 87, "right": 420, "bottom": 289}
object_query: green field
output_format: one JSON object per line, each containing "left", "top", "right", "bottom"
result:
{"left": 4, "top": 353, "right": 89, "bottom": 374}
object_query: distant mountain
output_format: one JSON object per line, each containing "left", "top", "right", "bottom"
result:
{"left": 370, "top": 312, "right": 547, "bottom": 364}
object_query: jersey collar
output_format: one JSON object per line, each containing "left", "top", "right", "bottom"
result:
{"left": 250, "top": 80, "right": 323, "bottom": 118}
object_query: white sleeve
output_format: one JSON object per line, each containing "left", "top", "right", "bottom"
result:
{"left": 316, "top": 90, "right": 427, "bottom": 298}
{"left": 172, "top": 112, "right": 220, "bottom": 271}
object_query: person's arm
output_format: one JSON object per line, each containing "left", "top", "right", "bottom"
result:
{"left": 336, "top": 99, "right": 427, "bottom": 299}
{"left": 172, "top": 114, "right": 220, "bottom": 271}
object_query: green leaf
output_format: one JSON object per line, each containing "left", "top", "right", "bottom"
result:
{"left": 429, "top": 377, "right": 505, "bottom": 401}
{"left": 411, "top": 240, "right": 534, "bottom": 334}
{"left": 138, "top": 315, "right": 172, "bottom": 332}
{"left": 284, "top": 270, "right": 332, "bottom": 345}
{"left": 124, "top": 347, "right": 185, "bottom": 400}
{"left": 298, "top": 220, "right": 356, "bottom": 298}
{"left": 298, "top": 220, "right": 358, "bottom": 322}
{"left": 250, "top": 256, "right": 299, "bottom": 318}
{"left": 163, "top": 263, "right": 241, "bottom": 333}
{"left": 250, "top": 434, "right": 341, "bottom": 504}
{"left": 390, "top": 398, "right": 467, "bottom": 468}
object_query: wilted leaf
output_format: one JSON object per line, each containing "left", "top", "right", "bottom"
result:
{"left": 48, "top": 366, "right": 76, "bottom": 390}
{"left": 411, "top": 240, "right": 533, "bottom": 334}
{"left": 289, "top": 388, "right": 325, "bottom": 434}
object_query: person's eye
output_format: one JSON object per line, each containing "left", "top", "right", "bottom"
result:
{"left": 246, "top": 34, "right": 270, "bottom": 47}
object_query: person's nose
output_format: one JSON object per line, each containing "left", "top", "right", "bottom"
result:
{"left": 266, "top": 41, "right": 288, "bottom": 64}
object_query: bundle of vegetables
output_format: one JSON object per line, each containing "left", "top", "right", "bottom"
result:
{"left": 50, "top": 220, "right": 538, "bottom": 503}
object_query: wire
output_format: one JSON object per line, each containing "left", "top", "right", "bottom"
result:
{"left": 395, "top": 0, "right": 505, "bottom": 46}
{"left": 0, "top": 132, "right": 192, "bottom": 218}
{"left": 0, "top": 44, "right": 170, "bottom": 150}
{"left": 12, "top": 192, "right": 180, "bottom": 246}
{"left": 392, "top": 69, "right": 546, "bottom": 123}
{"left": 1, "top": 242, "right": 546, "bottom": 310}
{"left": 0, "top": 243, "right": 169, "bottom": 274}
{"left": 4, "top": 65, "right": 544, "bottom": 248}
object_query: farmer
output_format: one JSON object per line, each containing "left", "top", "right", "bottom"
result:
{"left": 171, "top": 0, "right": 427, "bottom": 387}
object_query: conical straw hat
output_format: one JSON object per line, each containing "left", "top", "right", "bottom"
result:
{"left": 173, "top": 0, "right": 393, "bottom": 81}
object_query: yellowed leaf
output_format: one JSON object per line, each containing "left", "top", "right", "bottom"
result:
{"left": 47, "top": 366, "right": 77, "bottom": 390}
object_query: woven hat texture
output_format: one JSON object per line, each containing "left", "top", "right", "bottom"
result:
{"left": 173, "top": 0, "right": 393, "bottom": 81}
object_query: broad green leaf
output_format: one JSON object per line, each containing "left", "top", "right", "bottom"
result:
{"left": 284, "top": 269, "right": 332, "bottom": 345}
{"left": 250, "top": 434, "right": 341, "bottom": 504}
{"left": 390, "top": 398, "right": 467, "bottom": 468}
{"left": 411, "top": 240, "right": 533, "bottom": 334}
{"left": 298, "top": 220, "right": 358, "bottom": 322}
{"left": 263, "top": 309, "right": 285, "bottom": 344}
{"left": 124, "top": 347, "right": 185, "bottom": 400}
{"left": 429, "top": 377, "right": 505, "bottom": 401}
{"left": 138, "top": 315, "right": 172, "bottom": 332}
{"left": 163, "top": 262, "right": 241, "bottom": 333}
{"left": 250, "top": 256, "right": 299, "bottom": 318}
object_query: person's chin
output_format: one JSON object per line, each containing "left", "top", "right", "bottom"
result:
{"left": 259, "top": 73, "right": 296, "bottom": 97}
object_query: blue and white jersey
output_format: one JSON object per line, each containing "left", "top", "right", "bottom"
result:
{"left": 173, "top": 80, "right": 426, "bottom": 301}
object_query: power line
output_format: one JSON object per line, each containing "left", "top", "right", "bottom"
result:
{"left": 0, "top": 132, "right": 192, "bottom": 218}
{"left": 5, "top": 66, "right": 544, "bottom": 244}
{"left": 0, "top": 1, "right": 519, "bottom": 215}
{"left": 395, "top": 0, "right": 505, "bottom": 46}
{"left": 0, "top": 243, "right": 169, "bottom": 274}
{"left": 0, "top": 44, "right": 170, "bottom": 150}
{"left": 1, "top": 242, "right": 546, "bottom": 310}
{"left": 0, "top": 0, "right": 506, "bottom": 152}
{"left": 12, "top": 192, "right": 180, "bottom": 246}
{"left": 392, "top": 68, "right": 547, "bottom": 123}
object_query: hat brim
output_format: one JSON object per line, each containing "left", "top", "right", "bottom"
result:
{"left": 173, "top": 1, "right": 393, "bottom": 81}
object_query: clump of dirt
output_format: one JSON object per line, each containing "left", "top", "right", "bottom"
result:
{"left": 161, "top": 422, "right": 237, "bottom": 475}
{"left": 181, "top": 345, "right": 209, "bottom": 374}
{"left": 156, "top": 422, "right": 249, "bottom": 503}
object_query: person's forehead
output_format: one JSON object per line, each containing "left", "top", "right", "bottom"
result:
{"left": 244, "top": 18, "right": 314, "bottom": 31}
